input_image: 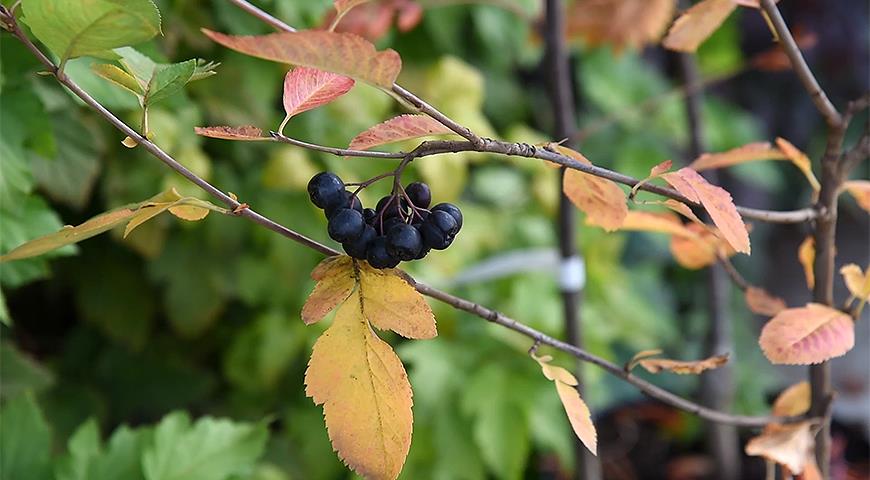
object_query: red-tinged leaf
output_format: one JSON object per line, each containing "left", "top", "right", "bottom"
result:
{"left": 689, "top": 142, "right": 786, "bottom": 170}
{"left": 750, "top": 27, "right": 817, "bottom": 72}
{"left": 663, "top": 0, "right": 738, "bottom": 52}
{"left": 745, "top": 421, "right": 817, "bottom": 475}
{"left": 745, "top": 287, "right": 787, "bottom": 316}
{"left": 772, "top": 381, "right": 811, "bottom": 417}
{"left": 396, "top": 1, "right": 423, "bottom": 32}
{"left": 283, "top": 67, "right": 355, "bottom": 119}
{"left": 202, "top": 29, "right": 401, "bottom": 89}
{"left": 348, "top": 114, "right": 454, "bottom": 151}
{"left": 840, "top": 264, "right": 870, "bottom": 301}
{"left": 798, "top": 236, "right": 815, "bottom": 289}
{"left": 841, "top": 180, "right": 870, "bottom": 213}
{"left": 759, "top": 303, "right": 855, "bottom": 365}
{"left": 733, "top": 0, "right": 780, "bottom": 7}
{"left": 661, "top": 167, "right": 750, "bottom": 254}
{"left": 774, "top": 138, "right": 821, "bottom": 194}
{"left": 532, "top": 354, "right": 597, "bottom": 455}
{"left": 325, "top": 2, "right": 395, "bottom": 41}
{"left": 194, "top": 125, "right": 269, "bottom": 141}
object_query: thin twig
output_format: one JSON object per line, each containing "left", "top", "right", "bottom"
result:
{"left": 1, "top": 11, "right": 809, "bottom": 430}
{"left": 269, "top": 131, "right": 407, "bottom": 158}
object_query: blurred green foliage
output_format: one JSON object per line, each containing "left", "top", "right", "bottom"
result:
{"left": 0, "top": 1, "right": 789, "bottom": 478}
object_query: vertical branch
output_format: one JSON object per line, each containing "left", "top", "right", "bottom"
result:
{"left": 676, "top": 53, "right": 740, "bottom": 480}
{"left": 543, "top": 1, "right": 600, "bottom": 479}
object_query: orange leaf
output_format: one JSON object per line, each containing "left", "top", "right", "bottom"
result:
{"left": 663, "top": 0, "right": 737, "bottom": 52}
{"left": 357, "top": 261, "right": 436, "bottom": 339}
{"left": 194, "top": 125, "right": 269, "bottom": 141}
{"left": 305, "top": 289, "right": 413, "bottom": 480}
{"left": 202, "top": 29, "right": 401, "bottom": 89}
{"left": 636, "top": 352, "right": 730, "bottom": 375}
{"left": 759, "top": 303, "right": 855, "bottom": 365}
{"left": 553, "top": 145, "right": 627, "bottom": 231}
{"left": 798, "top": 236, "right": 815, "bottom": 289}
{"left": 661, "top": 167, "right": 750, "bottom": 254}
{"left": 630, "top": 159, "right": 672, "bottom": 197}
{"left": 689, "top": 142, "right": 786, "bottom": 171}
{"left": 301, "top": 256, "right": 356, "bottom": 325}
{"left": 774, "top": 138, "right": 821, "bottom": 195}
{"left": 566, "top": 0, "right": 675, "bottom": 50}
{"left": 661, "top": 199, "right": 706, "bottom": 227}
{"left": 840, "top": 264, "right": 870, "bottom": 301}
{"left": 745, "top": 287, "right": 787, "bottom": 316}
{"left": 841, "top": 180, "right": 870, "bottom": 213}
{"left": 618, "top": 210, "right": 697, "bottom": 238}
{"left": 348, "top": 114, "right": 453, "bottom": 151}
{"left": 670, "top": 223, "right": 734, "bottom": 269}
{"left": 283, "top": 66, "right": 355, "bottom": 119}
{"left": 533, "top": 354, "right": 597, "bottom": 455}
{"left": 745, "top": 420, "right": 816, "bottom": 474}
{"left": 771, "top": 381, "right": 811, "bottom": 417}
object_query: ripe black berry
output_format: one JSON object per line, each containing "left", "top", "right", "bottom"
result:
{"left": 386, "top": 223, "right": 423, "bottom": 261}
{"left": 366, "top": 236, "right": 400, "bottom": 269}
{"left": 378, "top": 216, "right": 403, "bottom": 236}
{"left": 363, "top": 208, "right": 377, "bottom": 225}
{"left": 326, "top": 190, "right": 363, "bottom": 218}
{"left": 343, "top": 225, "right": 376, "bottom": 259}
{"left": 376, "top": 195, "right": 405, "bottom": 219}
{"left": 432, "top": 203, "right": 462, "bottom": 230}
{"left": 308, "top": 172, "right": 345, "bottom": 210}
{"left": 421, "top": 210, "right": 457, "bottom": 250}
{"left": 405, "top": 182, "right": 431, "bottom": 209}
{"left": 327, "top": 208, "right": 365, "bottom": 243}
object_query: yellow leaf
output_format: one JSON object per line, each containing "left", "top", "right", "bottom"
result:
{"left": 774, "top": 138, "right": 821, "bottom": 195}
{"left": 745, "top": 287, "right": 787, "bottom": 316}
{"left": 759, "top": 303, "right": 854, "bottom": 365}
{"left": 636, "top": 353, "right": 730, "bottom": 375}
{"left": 532, "top": 354, "right": 578, "bottom": 386}
{"left": 771, "top": 381, "right": 811, "bottom": 417}
{"left": 305, "top": 290, "right": 413, "bottom": 480}
{"left": 357, "top": 262, "right": 436, "bottom": 339}
{"left": 841, "top": 180, "right": 870, "bottom": 213}
{"left": 840, "top": 263, "right": 870, "bottom": 301}
{"left": 663, "top": 0, "right": 737, "bottom": 52}
{"left": 301, "top": 256, "right": 356, "bottom": 325}
{"left": 689, "top": 142, "right": 786, "bottom": 170}
{"left": 533, "top": 354, "right": 596, "bottom": 455}
{"left": 624, "top": 348, "right": 664, "bottom": 372}
{"left": 168, "top": 205, "right": 210, "bottom": 221}
{"left": 669, "top": 223, "right": 735, "bottom": 269}
{"left": 617, "top": 210, "right": 697, "bottom": 238}
{"left": 554, "top": 145, "right": 627, "bottom": 231}
{"left": 798, "top": 236, "right": 815, "bottom": 289}
{"left": 745, "top": 421, "right": 816, "bottom": 475}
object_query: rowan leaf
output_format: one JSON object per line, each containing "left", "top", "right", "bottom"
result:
{"left": 661, "top": 167, "right": 750, "bottom": 254}
{"left": 356, "top": 261, "right": 436, "bottom": 339}
{"left": 554, "top": 146, "right": 627, "bottom": 231}
{"left": 669, "top": 223, "right": 735, "bottom": 269}
{"left": 283, "top": 67, "right": 355, "bottom": 119}
{"left": 91, "top": 64, "right": 143, "bottom": 95}
{"left": 566, "top": 0, "right": 675, "bottom": 50}
{"left": 689, "top": 142, "right": 786, "bottom": 171}
{"left": 759, "top": 303, "right": 855, "bottom": 365}
{"left": 201, "top": 29, "right": 401, "bottom": 89}
{"left": 661, "top": 199, "right": 706, "bottom": 227}
{"left": 301, "top": 256, "right": 355, "bottom": 325}
{"left": 772, "top": 138, "right": 821, "bottom": 194}
{"left": 771, "top": 381, "right": 811, "bottom": 417}
{"left": 624, "top": 348, "right": 664, "bottom": 372}
{"left": 630, "top": 159, "right": 672, "bottom": 197}
{"left": 745, "top": 421, "right": 816, "bottom": 475}
{"left": 348, "top": 114, "right": 454, "bottom": 151}
{"left": 797, "top": 236, "right": 815, "bottom": 289}
{"left": 168, "top": 205, "right": 209, "bottom": 221}
{"left": 305, "top": 290, "right": 413, "bottom": 480}
{"left": 532, "top": 354, "right": 596, "bottom": 455}
{"left": 21, "top": 0, "right": 161, "bottom": 63}
{"left": 663, "top": 0, "right": 738, "bottom": 52}
{"left": 617, "top": 210, "right": 697, "bottom": 238}
{"left": 194, "top": 126, "right": 270, "bottom": 141}
{"left": 840, "top": 264, "right": 870, "bottom": 301}
{"left": 745, "top": 287, "right": 787, "bottom": 316}
{"left": 841, "top": 180, "right": 870, "bottom": 213}
{"left": 634, "top": 352, "right": 730, "bottom": 375}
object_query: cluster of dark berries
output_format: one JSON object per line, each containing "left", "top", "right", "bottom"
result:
{"left": 307, "top": 172, "right": 462, "bottom": 269}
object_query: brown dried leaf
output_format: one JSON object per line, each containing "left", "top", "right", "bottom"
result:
{"left": 745, "top": 421, "right": 816, "bottom": 474}
{"left": 663, "top": 0, "right": 738, "bottom": 53}
{"left": 745, "top": 287, "right": 787, "bottom": 316}
{"left": 194, "top": 125, "right": 269, "bottom": 141}
{"left": 636, "top": 352, "right": 730, "bottom": 375}
{"left": 759, "top": 303, "right": 855, "bottom": 365}
{"left": 566, "top": 0, "right": 675, "bottom": 50}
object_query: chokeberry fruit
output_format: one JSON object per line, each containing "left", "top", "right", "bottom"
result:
{"left": 328, "top": 208, "right": 365, "bottom": 243}
{"left": 378, "top": 216, "right": 404, "bottom": 236}
{"left": 308, "top": 172, "right": 345, "bottom": 210}
{"left": 432, "top": 203, "right": 462, "bottom": 230}
{"left": 421, "top": 210, "right": 458, "bottom": 250}
{"left": 343, "top": 225, "right": 376, "bottom": 259}
{"left": 376, "top": 195, "right": 405, "bottom": 219}
{"left": 326, "top": 190, "right": 363, "bottom": 218}
{"left": 386, "top": 223, "right": 423, "bottom": 261}
{"left": 363, "top": 208, "right": 377, "bottom": 225}
{"left": 367, "top": 236, "right": 400, "bottom": 269}
{"left": 405, "top": 182, "right": 431, "bottom": 209}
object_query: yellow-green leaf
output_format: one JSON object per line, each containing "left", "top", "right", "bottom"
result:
{"left": 92, "top": 63, "right": 143, "bottom": 95}
{"left": 301, "top": 256, "right": 356, "bottom": 325}
{"left": 305, "top": 290, "right": 413, "bottom": 480}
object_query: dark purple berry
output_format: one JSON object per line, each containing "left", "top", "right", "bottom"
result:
{"left": 432, "top": 203, "right": 462, "bottom": 230}
{"left": 421, "top": 210, "right": 457, "bottom": 250}
{"left": 414, "top": 243, "right": 431, "bottom": 260}
{"left": 326, "top": 190, "right": 363, "bottom": 218}
{"left": 327, "top": 208, "right": 365, "bottom": 243}
{"left": 405, "top": 182, "right": 431, "bottom": 209}
{"left": 363, "top": 208, "right": 377, "bottom": 225}
{"left": 386, "top": 223, "right": 423, "bottom": 261}
{"left": 376, "top": 195, "right": 405, "bottom": 219}
{"left": 366, "top": 236, "right": 400, "bottom": 269}
{"left": 378, "top": 216, "right": 403, "bottom": 236}
{"left": 308, "top": 172, "right": 345, "bottom": 210}
{"left": 343, "top": 225, "right": 376, "bottom": 259}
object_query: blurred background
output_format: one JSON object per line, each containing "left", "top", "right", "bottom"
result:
{"left": 1, "top": 0, "right": 867, "bottom": 479}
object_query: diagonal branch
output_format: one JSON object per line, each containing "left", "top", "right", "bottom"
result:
{"left": 1, "top": 8, "right": 809, "bottom": 429}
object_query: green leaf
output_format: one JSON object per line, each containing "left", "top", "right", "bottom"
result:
{"left": 223, "top": 311, "right": 305, "bottom": 392}
{"left": 91, "top": 63, "right": 143, "bottom": 95}
{"left": 473, "top": 401, "right": 529, "bottom": 480}
{"left": 0, "top": 341, "right": 55, "bottom": 399}
{"left": 145, "top": 60, "right": 196, "bottom": 104}
{"left": 55, "top": 419, "right": 101, "bottom": 480}
{"left": 109, "top": 48, "right": 217, "bottom": 106}
{"left": 0, "top": 393, "right": 52, "bottom": 480}
{"left": 0, "top": 196, "right": 69, "bottom": 287}
{"left": 91, "top": 426, "right": 151, "bottom": 480}
{"left": 21, "top": 0, "right": 161, "bottom": 64}
{"left": 142, "top": 412, "right": 268, "bottom": 480}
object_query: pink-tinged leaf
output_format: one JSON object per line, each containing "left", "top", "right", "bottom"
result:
{"left": 396, "top": 2, "right": 423, "bottom": 32}
{"left": 759, "top": 303, "right": 855, "bottom": 365}
{"left": 841, "top": 180, "right": 870, "bottom": 213}
{"left": 663, "top": 0, "right": 738, "bottom": 52}
{"left": 661, "top": 167, "right": 750, "bottom": 254}
{"left": 202, "top": 29, "right": 401, "bottom": 89}
{"left": 348, "top": 114, "right": 454, "bottom": 151}
{"left": 194, "top": 126, "right": 269, "bottom": 141}
{"left": 283, "top": 67, "right": 354, "bottom": 119}
{"left": 745, "top": 287, "right": 787, "bottom": 316}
